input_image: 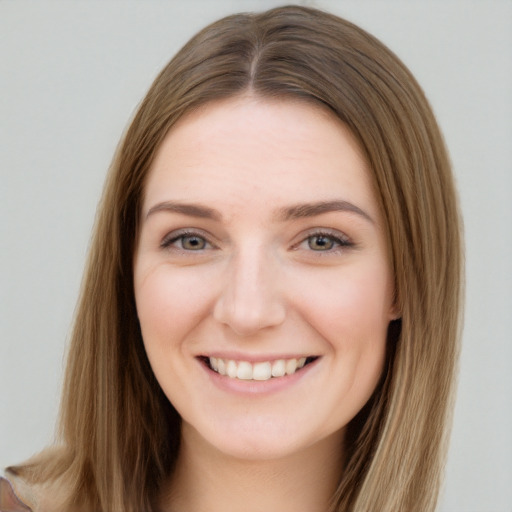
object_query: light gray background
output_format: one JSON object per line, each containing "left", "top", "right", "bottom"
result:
{"left": 1, "top": 1, "right": 511, "bottom": 511}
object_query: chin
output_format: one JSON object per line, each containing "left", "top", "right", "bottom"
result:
{"left": 182, "top": 413, "right": 342, "bottom": 463}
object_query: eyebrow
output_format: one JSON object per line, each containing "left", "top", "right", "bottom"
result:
{"left": 146, "top": 201, "right": 221, "bottom": 221}
{"left": 145, "top": 199, "right": 373, "bottom": 224}
{"left": 276, "top": 200, "right": 374, "bottom": 223}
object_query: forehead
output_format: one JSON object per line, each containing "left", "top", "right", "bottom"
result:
{"left": 143, "top": 96, "right": 378, "bottom": 221}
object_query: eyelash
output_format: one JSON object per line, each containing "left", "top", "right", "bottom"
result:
{"left": 160, "top": 229, "right": 353, "bottom": 254}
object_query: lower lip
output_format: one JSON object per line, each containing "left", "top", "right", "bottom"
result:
{"left": 199, "top": 358, "right": 320, "bottom": 396}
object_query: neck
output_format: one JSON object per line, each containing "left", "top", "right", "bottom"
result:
{"left": 160, "top": 424, "right": 345, "bottom": 512}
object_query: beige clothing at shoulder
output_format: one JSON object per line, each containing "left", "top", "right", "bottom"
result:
{"left": 0, "top": 475, "right": 32, "bottom": 511}
{"left": 0, "top": 472, "right": 70, "bottom": 512}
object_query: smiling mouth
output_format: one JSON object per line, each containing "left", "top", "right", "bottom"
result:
{"left": 200, "top": 356, "right": 318, "bottom": 381}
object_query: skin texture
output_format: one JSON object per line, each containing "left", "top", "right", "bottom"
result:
{"left": 134, "top": 96, "right": 397, "bottom": 511}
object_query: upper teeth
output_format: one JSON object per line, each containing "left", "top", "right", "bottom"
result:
{"left": 209, "top": 357, "right": 308, "bottom": 381}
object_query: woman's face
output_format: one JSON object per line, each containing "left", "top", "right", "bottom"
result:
{"left": 134, "top": 96, "right": 396, "bottom": 461}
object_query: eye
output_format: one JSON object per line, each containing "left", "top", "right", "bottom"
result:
{"left": 307, "top": 234, "right": 338, "bottom": 251}
{"left": 161, "top": 231, "right": 212, "bottom": 251}
{"left": 179, "top": 234, "right": 207, "bottom": 250}
{"left": 296, "top": 231, "right": 353, "bottom": 253}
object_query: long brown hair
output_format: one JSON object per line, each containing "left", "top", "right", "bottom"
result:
{"left": 8, "top": 5, "right": 463, "bottom": 511}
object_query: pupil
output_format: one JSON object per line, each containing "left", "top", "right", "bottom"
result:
{"left": 184, "top": 236, "right": 204, "bottom": 250}
{"left": 310, "top": 235, "right": 333, "bottom": 250}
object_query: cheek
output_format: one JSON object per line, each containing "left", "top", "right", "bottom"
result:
{"left": 134, "top": 266, "right": 214, "bottom": 351}
{"left": 134, "top": 266, "right": 218, "bottom": 408}
{"left": 298, "top": 267, "right": 391, "bottom": 418}
{"left": 293, "top": 264, "right": 393, "bottom": 344}
{"left": 291, "top": 260, "right": 392, "bottom": 406}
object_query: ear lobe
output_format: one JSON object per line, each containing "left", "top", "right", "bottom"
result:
{"left": 389, "top": 307, "right": 401, "bottom": 321}
{"left": 388, "top": 296, "right": 401, "bottom": 321}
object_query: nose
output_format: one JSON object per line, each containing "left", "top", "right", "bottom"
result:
{"left": 213, "top": 245, "right": 286, "bottom": 337}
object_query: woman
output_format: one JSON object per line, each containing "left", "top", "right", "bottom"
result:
{"left": 1, "top": 5, "right": 463, "bottom": 512}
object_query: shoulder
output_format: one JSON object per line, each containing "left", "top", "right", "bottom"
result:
{"left": 1, "top": 471, "right": 72, "bottom": 512}
{"left": 1, "top": 445, "right": 96, "bottom": 512}
{"left": 0, "top": 475, "right": 32, "bottom": 511}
